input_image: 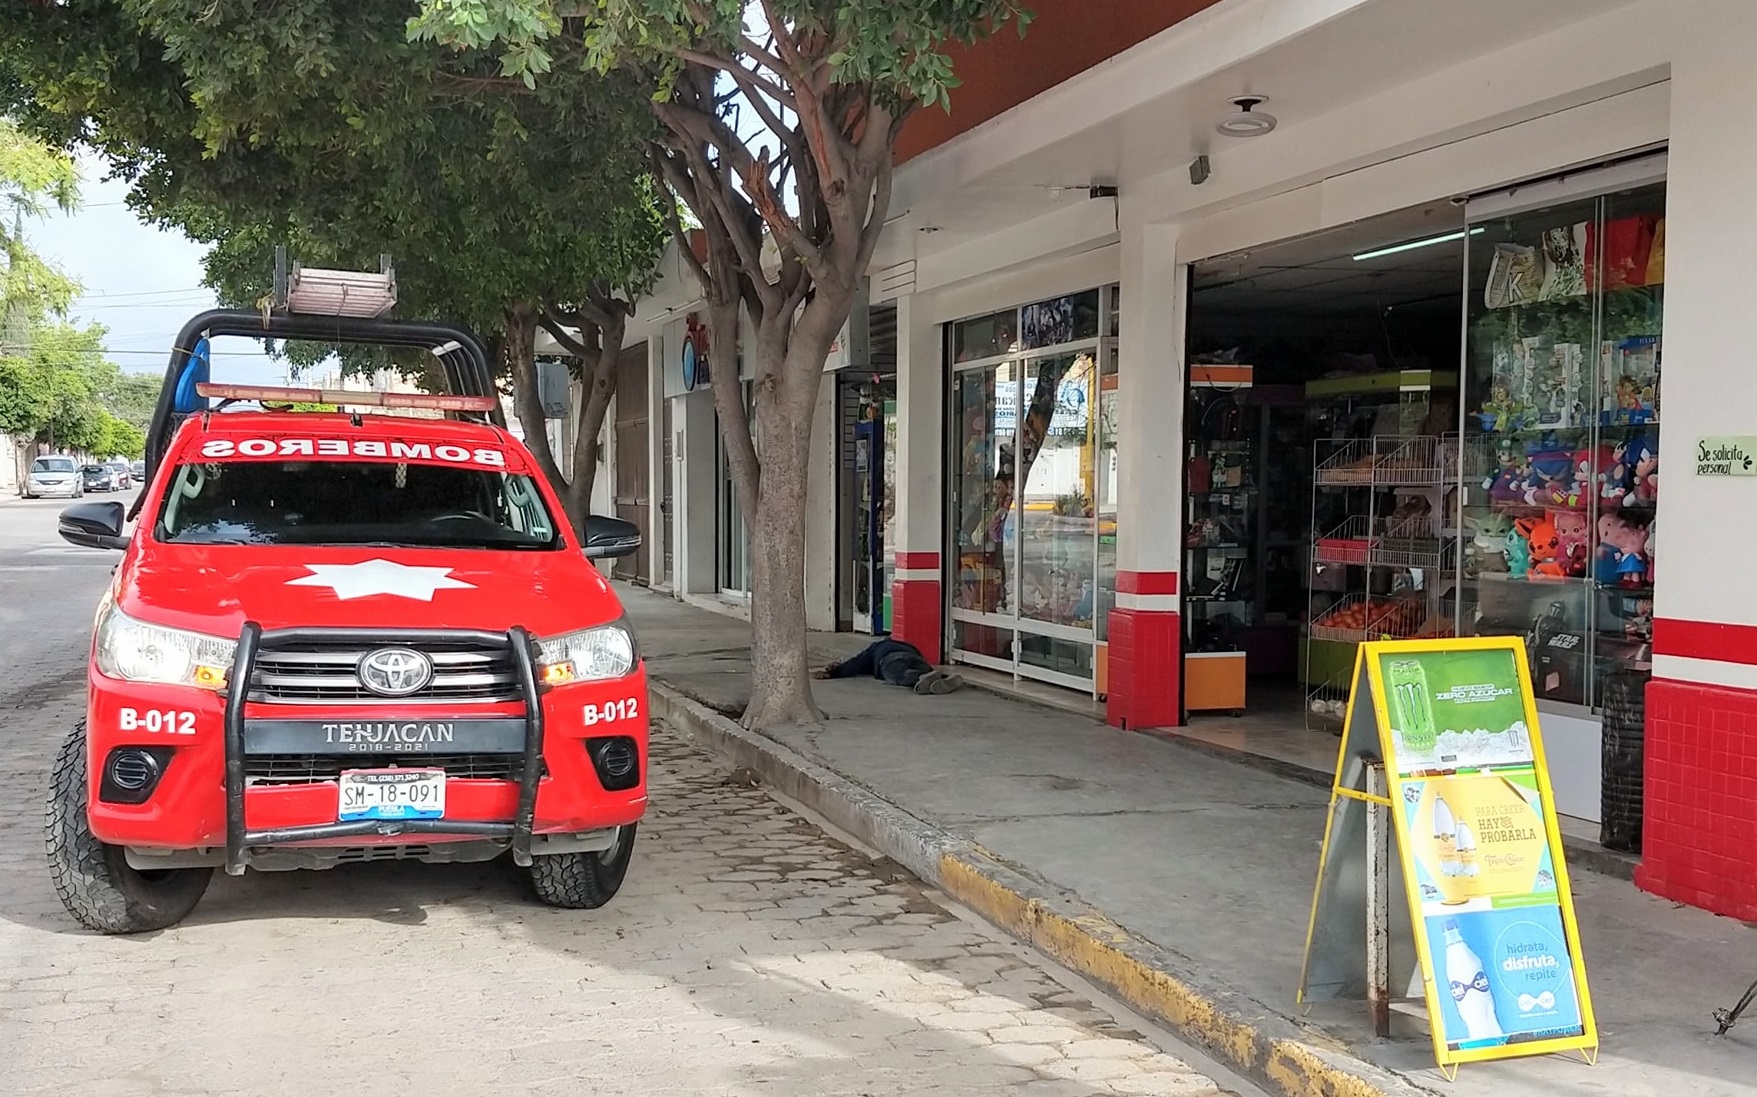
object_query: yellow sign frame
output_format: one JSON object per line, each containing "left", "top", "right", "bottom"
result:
{"left": 1302, "top": 635, "right": 1599, "bottom": 1073}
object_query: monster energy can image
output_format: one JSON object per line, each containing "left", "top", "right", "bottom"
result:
{"left": 1388, "top": 658, "right": 1438, "bottom": 754}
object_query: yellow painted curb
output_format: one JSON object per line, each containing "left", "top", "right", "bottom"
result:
{"left": 938, "top": 855, "right": 1394, "bottom": 1097}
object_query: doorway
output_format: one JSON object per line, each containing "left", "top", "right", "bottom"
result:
{"left": 839, "top": 375, "right": 896, "bottom": 633}
{"left": 1182, "top": 201, "right": 1468, "bottom": 769}
{"left": 613, "top": 341, "right": 650, "bottom": 583}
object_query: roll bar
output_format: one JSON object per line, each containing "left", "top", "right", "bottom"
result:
{"left": 140, "top": 309, "right": 500, "bottom": 492}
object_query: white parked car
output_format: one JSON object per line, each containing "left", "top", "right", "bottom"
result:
{"left": 104, "top": 456, "right": 132, "bottom": 489}
{"left": 24, "top": 455, "right": 83, "bottom": 499}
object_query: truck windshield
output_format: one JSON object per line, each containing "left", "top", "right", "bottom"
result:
{"left": 155, "top": 460, "right": 562, "bottom": 549}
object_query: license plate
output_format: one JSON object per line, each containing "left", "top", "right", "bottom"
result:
{"left": 338, "top": 769, "right": 445, "bottom": 821}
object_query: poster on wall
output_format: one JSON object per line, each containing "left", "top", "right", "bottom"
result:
{"left": 1300, "top": 637, "right": 1598, "bottom": 1075}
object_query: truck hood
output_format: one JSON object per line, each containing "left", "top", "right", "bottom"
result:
{"left": 115, "top": 542, "right": 621, "bottom": 639}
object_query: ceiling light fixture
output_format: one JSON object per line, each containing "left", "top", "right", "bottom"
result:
{"left": 1351, "top": 227, "right": 1485, "bottom": 262}
{"left": 1216, "top": 96, "right": 1276, "bottom": 138}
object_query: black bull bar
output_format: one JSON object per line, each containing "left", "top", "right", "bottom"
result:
{"left": 221, "top": 624, "right": 545, "bottom": 876}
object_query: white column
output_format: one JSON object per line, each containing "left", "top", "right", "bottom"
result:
{"left": 1106, "top": 216, "right": 1187, "bottom": 729}
{"left": 889, "top": 291, "right": 946, "bottom": 660}
{"left": 1648, "top": 0, "right": 1757, "bottom": 687}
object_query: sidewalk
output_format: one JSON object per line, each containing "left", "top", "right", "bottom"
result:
{"left": 622, "top": 585, "right": 1757, "bottom": 1097}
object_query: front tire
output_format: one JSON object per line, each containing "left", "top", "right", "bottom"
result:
{"left": 45, "top": 721, "right": 211, "bottom": 934}
{"left": 528, "top": 824, "right": 636, "bottom": 910}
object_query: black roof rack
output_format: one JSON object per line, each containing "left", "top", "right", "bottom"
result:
{"left": 142, "top": 308, "right": 499, "bottom": 479}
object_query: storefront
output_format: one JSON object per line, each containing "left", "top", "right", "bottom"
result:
{"left": 945, "top": 286, "right": 1121, "bottom": 694}
{"left": 837, "top": 372, "right": 897, "bottom": 633}
{"left": 1175, "top": 154, "right": 1667, "bottom": 824}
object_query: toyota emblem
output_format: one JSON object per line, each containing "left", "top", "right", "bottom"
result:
{"left": 357, "top": 647, "right": 434, "bottom": 697}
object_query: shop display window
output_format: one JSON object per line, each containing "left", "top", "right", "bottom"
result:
{"left": 948, "top": 285, "right": 1119, "bottom": 690}
{"left": 1460, "top": 183, "right": 1663, "bottom": 711}
{"left": 1017, "top": 351, "right": 1098, "bottom": 631}
{"left": 952, "top": 366, "right": 1015, "bottom": 615}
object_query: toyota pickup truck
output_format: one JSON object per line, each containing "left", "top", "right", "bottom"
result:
{"left": 46, "top": 303, "right": 647, "bottom": 934}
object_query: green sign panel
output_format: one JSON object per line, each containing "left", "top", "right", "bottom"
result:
{"left": 1697, "top": 436, "right": 1757, "bottom": 476}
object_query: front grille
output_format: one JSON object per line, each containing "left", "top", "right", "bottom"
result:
{"left": 244, "top": 753, "right": 529, "bottom": 785}
{"left": 249, "top": 639, "right": 519, "bottom": 705}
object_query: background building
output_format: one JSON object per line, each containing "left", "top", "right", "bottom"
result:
{"left": 600, "top": 0, "right": 1755, "bottom": 920}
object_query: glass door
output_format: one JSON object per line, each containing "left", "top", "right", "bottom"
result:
{"left": 947, "top": 287, "right": 1114, "bottom": 692}
{"left": 1015, "top": 350, "right": 1098, "bottom": 686}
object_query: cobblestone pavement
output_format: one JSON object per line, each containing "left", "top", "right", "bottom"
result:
{"left": 2, "top": 721, "right": 1243, "bottom": 1096}
{"left": 0, "top": 504, "right": 1243, "bottom": 1096}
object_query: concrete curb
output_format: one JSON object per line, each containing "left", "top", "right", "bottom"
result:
{"left": 650, "top": 683, "right": 1437, "bottom": 1097}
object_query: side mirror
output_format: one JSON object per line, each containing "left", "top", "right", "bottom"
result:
{"left": 582, "top": 514, "right": 641, "bottom": 560}
{"left": 60, "top": 500, "right": 130, "bottom": 551}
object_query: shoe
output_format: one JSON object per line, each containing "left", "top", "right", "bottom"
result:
{"left": 929, "top": 673, "right": 965, "bottom": 694}
{"left": 912, "top": 672, "right": 943, "bottom": 694}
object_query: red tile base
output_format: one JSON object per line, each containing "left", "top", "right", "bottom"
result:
{"left": 1636, "top": 678, "right": 1757, "bottom": 920}
{"left": 1106, "top": 609, "right": 1181, "bottom": 730}
{"left": 891, "top": 579, "right": 943, "bottom": 665}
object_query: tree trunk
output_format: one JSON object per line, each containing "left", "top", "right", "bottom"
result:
{"left": 503, "top": 302, "right": 565, "bottom": 494}
{"left": 738, "top": 294, "right": 846, "bottom": 730}
{"left": 563, "top": 316, "right": 622, "bottom": 539}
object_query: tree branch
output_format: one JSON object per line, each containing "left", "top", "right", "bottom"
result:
{"left": 538, "top": 310, "right": 600, "bottom": 360}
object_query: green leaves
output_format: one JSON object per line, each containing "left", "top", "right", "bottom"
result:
{"left": 0, "top": 0, "right": 668, "bottom": 382}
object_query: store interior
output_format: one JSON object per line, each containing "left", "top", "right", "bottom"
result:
{"left": 1177, "top": 177, "right": 1664, "bottom": 789}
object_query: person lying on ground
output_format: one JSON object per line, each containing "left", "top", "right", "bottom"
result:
{"left": 811, "top": 637, "right": 966, "bottom": 694}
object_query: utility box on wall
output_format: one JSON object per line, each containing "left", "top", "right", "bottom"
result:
{"left": 537, "top": 360, "right": 572, "bottom": 418}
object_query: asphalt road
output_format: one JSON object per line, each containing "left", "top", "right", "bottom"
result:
{"left": 0, "top": 493, "right": 1251, "bottom": 1096}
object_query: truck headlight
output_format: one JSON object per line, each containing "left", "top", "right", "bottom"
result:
{"left": 535, "top": 619, "right": 637, "bottom": 686}
{"left": 95, "top": 598, "right": 235, "bottom": 690}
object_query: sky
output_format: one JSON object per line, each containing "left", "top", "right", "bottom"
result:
{"left": 21, "top": 152, "right": 282, "bottom": 384}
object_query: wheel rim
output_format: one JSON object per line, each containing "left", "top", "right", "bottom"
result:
{"left": 597, "top": 826, "right": 628, "bottom": 865}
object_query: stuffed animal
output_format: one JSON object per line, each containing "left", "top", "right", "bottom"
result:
{"left": 1596, "top": 512, "right": 1650, "bottom": 586}
{"left": 1522, "top": 516, "right": 1564, "bottom": 579}
{"left": 1506, "top": 522, "right": 1532, "bottom": 580}
{"left": 1550, "top": 508, "right": 1590, "bottom": 577}
{"left": 1466, "top": 514, "right": 1511, "bottom": 575}
{"left": 1645, "top": 517, "right": 1657, "bottom": 587}
{"left": 1629, "top": 437, "right": 1658, "bottom": 504}
{"left": 1524, "top": 447, "right": 1575, "bottom": 506}
{"left": 1601, "top": 440, "right": 1631, "bottom": 502}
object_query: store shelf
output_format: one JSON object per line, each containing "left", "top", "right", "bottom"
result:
{"left": 1373, "top": 537, "right": 1448, "bottom": 569}
{"left": 1306, "top": 594, "right": 1425, "bottom": 644}
{"left": 1313, "top": 435, "right": 1454, "bottom": 488}
{"left": 1313, "top": 516, "right": 1373, "bottom": 565}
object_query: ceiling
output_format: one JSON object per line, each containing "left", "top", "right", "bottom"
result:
{"left": 887, "top": 0, "right": 1648, "bottom": 264}
{"left": 1190, "top": 199, "right": 1467, "bottom": 317}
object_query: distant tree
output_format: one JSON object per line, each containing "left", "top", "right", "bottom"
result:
{"left": 0, "top": 1, "right": 668, "bottom": 532}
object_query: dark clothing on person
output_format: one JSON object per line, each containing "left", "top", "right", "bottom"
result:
{"left": 828, "top": 637, "right": 934, "bottom": 689}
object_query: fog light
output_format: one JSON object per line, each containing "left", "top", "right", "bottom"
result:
{"left": 586, "top": 737, "right": 641, "bottom": 791}
{"left": 100, "top": 747, "right": 172, "bottom": 805}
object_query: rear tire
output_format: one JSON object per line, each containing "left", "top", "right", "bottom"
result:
{"left": 45, "top": 721, "right": 211, "bottom": 934}
{"left": 528, "top": 824, "right": 636, "bottom": 910}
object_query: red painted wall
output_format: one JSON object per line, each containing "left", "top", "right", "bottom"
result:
{"left": 897, "top": 0, "right": 1226, "bottom": 164}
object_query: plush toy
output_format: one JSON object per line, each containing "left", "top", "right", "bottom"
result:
{"left": 1506, "top": 521, "right": 1532, "bottom": 580}
{"left": 1601, "top": 439, "right": 1631, "bottom": 502}
{"left": 1466, "top": 513, "right": 1511, "bottom": 575}
{"left": 1596, "top": 512, "right": 1650, "bottom": 587}
{"left": 1523, "top": 440, "right": 1575, "bottom": 506}
{"left": 1522, "top": 516, "right": 1564, "bottom": 579}
{"left": 1628, "top": 436, "right": 1658, "bottom": 504}
{"left": 1645, "top": 517, "right": 1657, "bottom": 587}
{"left": 1550, "top": 508, "right": 1590, "bottom": 578}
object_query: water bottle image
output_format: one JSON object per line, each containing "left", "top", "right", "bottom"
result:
{"left": 1433, "top": 796, "right": 1461, "bottom": 878}
{"left": 1443, "top": 920, "right": 1506, "bottom": 1041}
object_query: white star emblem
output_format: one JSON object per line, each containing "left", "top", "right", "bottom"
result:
{"left": 285, "top": 559, "right": 477, "bottom": 602}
